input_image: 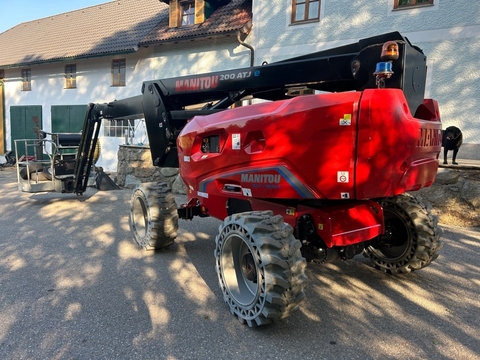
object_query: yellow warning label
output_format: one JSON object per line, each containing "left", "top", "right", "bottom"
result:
{"left": 286, "top": 208, "right": 296, "bottom": 216}
{"left": 339, "top": 114, "right": 352, "bottom": 126}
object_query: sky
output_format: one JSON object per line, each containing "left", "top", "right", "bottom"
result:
{"left": 0, "top": 0, "right": 113, "bottom": 34}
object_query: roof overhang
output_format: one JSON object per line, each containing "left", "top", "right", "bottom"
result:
{"left": 0, "top": 49, "right": 138, "bottom": 70}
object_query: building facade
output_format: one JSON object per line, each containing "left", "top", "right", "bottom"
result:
{"left": 0, "top": 0, "right": 478, "bottom": 172}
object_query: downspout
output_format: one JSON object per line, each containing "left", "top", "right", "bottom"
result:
{"left": 236, "top": 20, "right": 254, "bottom": 67}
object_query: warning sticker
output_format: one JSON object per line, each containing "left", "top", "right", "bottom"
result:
{"left": 339, "top": 114, "right": 352, "bottom": 126}
{"left": 242, "top": 188, "right": 252, "bottom": 197}
{"left": 337, "top": 171, "right": 349, "bottom": 183}
{"left": 232, "top": 134, "right": 241, "bottom": 150}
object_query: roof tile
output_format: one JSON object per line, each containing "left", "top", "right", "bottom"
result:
{"left": 0, "top": 0, "right": 167, "bottom": 67}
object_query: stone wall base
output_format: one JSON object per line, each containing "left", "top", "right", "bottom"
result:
{"left": 115, "top": 145, "right": 186, "bottom": 194}
{"left": 416, "top": 168, "right": 480, "bottom": 227}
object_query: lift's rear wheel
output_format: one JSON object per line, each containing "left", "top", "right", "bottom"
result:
{"left": 364, "top": 194, "right": 443, "bottom": 274}
{"left": 130, "top": 182, "right": 178, "bottom": 250}
{"left": 215, "top": 211, "right": 307, "bottom": 327}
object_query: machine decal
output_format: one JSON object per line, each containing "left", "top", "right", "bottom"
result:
{"left": 341, "top": 192, "right": 350, "bottom": 199}
{"left": 219, "top": 71, "right": 252, "bottom": 80}
{"left": 337, "top": 171, "right": 349, "bottom": 183}
{"left": 417, "top": 127, "right": 442, "bottom": 148}
{"left": 175, "top": 75, "right": 219, "bottom": 92}
{"left": 242, "top": 188, "right": 252, "bottom": 197}
{"left": 197, "top": 191, "right": 209, "bottom": 198}
{"left": 241, "top": 173, "right": 281, "bottom": 184}
{"left": 198, "top": 166, "right": 316, "bottom": 198}
{"left": 339, "top": 114, "right": 352, "bottom": 126}
{"left": 232, "top": 134, "right": 241, "bottom": 150}
{"left": 286, "top": 208, "right": 296, "bottom": 216}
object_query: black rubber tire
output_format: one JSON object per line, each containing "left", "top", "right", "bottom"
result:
{"left": 42, "top": 167, "right": 53, "bottom": 181}
{"left": 130, "top": 182, "right": 178, "bottom": 250}
{"left": 215, "top": 211, "right": 307, "bottom": 327}
{"left": 93, "top": 139, "right": 101, "bottom": 165}
{"left": 363, "top": 194, "right": 443, "bottom": 275}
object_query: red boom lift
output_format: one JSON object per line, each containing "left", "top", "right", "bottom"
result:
{"left": 28, "top": 32, "right": 445, "bottom": 326}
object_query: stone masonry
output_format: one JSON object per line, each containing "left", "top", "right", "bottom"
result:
{"left": 416, "top": 167, "right": 480, "bottom": 227}
{"left": 114, "top": 145, "right": 186, "bottom": 194}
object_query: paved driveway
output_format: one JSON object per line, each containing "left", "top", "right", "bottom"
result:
{"left": 0, "top": 167, "right": 479, "bottom": 360}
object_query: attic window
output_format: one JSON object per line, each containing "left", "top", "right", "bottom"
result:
{"left": 181, "top": 1, "right": 195, "bottom": 26}
{"left": 169, "top": 0, "right": 207, "bottom": 28}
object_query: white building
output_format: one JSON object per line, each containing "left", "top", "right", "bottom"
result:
{"left": 0, "top": 0, "right": 478, "bottom": 172}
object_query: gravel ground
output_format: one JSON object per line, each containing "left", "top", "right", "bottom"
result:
{"left": 0, "top": 166, "right": 479, "bottom": 360}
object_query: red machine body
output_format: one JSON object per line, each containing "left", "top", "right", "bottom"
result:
{"left": 177, "top": 89, "right": 441, "bottom": 247}
{"left": 73, "top": 31, "right": 442, "bottom": 256}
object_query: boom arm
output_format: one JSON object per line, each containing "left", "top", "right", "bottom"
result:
{"left": 74, "top": 31, "right": 427, "bottom": 194}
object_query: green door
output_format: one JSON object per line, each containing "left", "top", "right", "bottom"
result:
{"left": 0, "top": 80, "right": 5, "bottom": 153}
{"left": 51, "top": 105, "right": 87, "bottom": 133}
{"left": 10, "top": 105, "right": 42, "bottom": 158}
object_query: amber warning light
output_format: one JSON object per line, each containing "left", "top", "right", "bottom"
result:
{"left": 380, "top": 41, "right": 400, "bottom": 61}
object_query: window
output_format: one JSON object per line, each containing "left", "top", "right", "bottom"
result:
{"left": 111, "top": 59, "right": 126, "bottom": 86}
{"left": 21, "top": 69, "right": 31, "bottom": 91}
{"left": 169, "top": 0, "right": 208, "bottom": 28}
{"left": 292, "top": 0, "right": 320, "bottom": 24}
{"left": 65, "top": 64, "right": 76, "bottom": 89}
{"left": 0, "top": 70, "right": 4, "bottom": 79}
{"left": 181, "top": 1, "right": 195, "bottom": 26}
{"left": 394, "top": 0, "right": 433, "bottom": 9}
{"left": 104, "top": 119, "right": 131, "bottom": 138}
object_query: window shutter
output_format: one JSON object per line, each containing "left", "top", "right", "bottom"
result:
{"left": 169, "top": 0, "right": 180, "bottom": 28}
{"left": 195, "top": 0, "right": 205, "bottom": 24}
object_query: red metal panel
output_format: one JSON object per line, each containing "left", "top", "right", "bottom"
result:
{"left": 354, "top": 89, "right": 441, "bottom": 199}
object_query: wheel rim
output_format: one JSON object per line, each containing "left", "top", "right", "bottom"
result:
{"left": 220, "top": 233, "right": 259, "bottom": 306}
{"left": 372, "top": 205, "right": 415, "bottom": 262}
{"left": 132, "top": 195, "right": 148, "bottom": 239}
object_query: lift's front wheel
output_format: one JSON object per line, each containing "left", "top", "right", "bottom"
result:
{"left": 130, "top": 182, "right": 178, "bottom": 250}
{"left": 215, "top": 211, "right": 307, "bottom": 327}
